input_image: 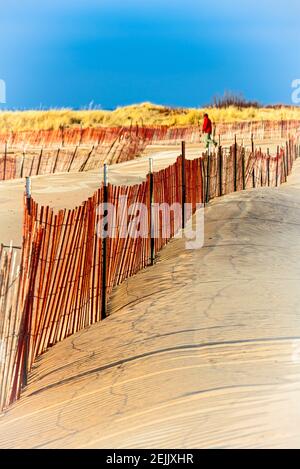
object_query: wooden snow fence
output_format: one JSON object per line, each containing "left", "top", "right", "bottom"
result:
{"left": 0, "top": 137, "right": 299, "bottom": 412}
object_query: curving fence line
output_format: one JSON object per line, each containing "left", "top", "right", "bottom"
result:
{"left": 0, "top": 131, "right": 148, "bottom": 181}
{"left": 1, "top": 121, "right": 300, "bottom": 182}
{"left": 0, "top": 120, "right": 300, "bottom": 149}
{"left": 0, "top": 137, "right": 299, "bottom": 412}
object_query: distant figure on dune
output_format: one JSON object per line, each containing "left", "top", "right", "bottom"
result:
{"left": 202, "top": 113, "right": 218, "bottom": 150}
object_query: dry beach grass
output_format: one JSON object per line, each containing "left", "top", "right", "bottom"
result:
{"left": 1, "top": 102, "right": 300, "bottom": 131}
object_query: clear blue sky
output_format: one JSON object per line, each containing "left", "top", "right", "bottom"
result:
{"left": 0, "top": 0, "right": 299, "bottom": 109}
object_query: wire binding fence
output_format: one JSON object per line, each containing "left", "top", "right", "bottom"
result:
{"left": 0, "top": 120, "right": 300, "bottom": 149}
{"left": 0, "top": 136, "right": 299, "bottom": 412}
{"left": 1, "top": 121, "right": 300, "bottom": 181}
{"left": 0, "top": 131, "right": 148, "bottom": 181}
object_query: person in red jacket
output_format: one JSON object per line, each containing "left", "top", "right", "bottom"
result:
{"left": 202, "top": 113, "right": 217, "bottom": 149}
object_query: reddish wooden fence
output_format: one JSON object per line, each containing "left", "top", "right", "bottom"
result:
{"left": 1, "top": 122, "right": 300, "bottom": 181}
{"left": 1, "top": 120, "right": 299, "bottom": 149}
{"left": 0, "top": 244, "right": 27, "bottom": 410}
{"left": 0, "top": 137, "right": 299, "bottom": 412}
{"left": 0, "top": 132, "right": 147, "bottom": 181}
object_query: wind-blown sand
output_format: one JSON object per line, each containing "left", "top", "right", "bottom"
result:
{"left": 0, "top": 148, "right": 300, "bottom": 449}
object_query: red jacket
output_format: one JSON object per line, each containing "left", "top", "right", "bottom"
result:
{"left": 202, "top": 116, "right": 212, "bottom": 134}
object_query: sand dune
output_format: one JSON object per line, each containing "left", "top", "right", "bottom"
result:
{"left": 0, "top": 153, "right": 300, "bottom": 449}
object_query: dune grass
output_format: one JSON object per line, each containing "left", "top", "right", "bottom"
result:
{"left": 0, "top": 102, "right": 300, "bottom": 132}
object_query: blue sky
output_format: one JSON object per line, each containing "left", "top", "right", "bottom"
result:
{"left": 0, "top": 0, "right": 299, "bottom": 109}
